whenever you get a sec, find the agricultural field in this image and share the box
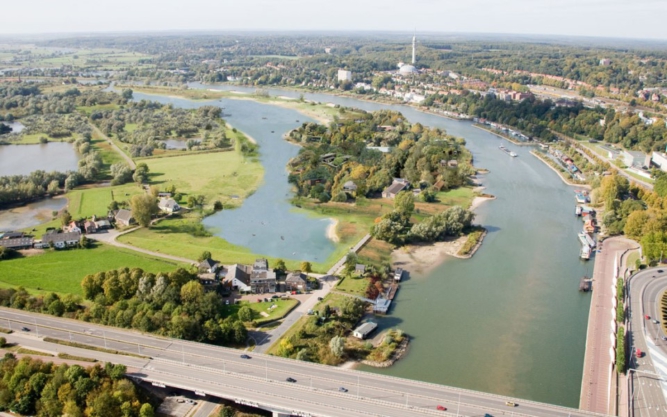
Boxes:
[67,183,143,219]
[0,244,185,295]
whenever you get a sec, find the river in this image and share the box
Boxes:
[152,84,591,407]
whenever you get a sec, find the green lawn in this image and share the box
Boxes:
[76,104,120,115]
[67,184,143,219]
[225,298,299,325]
[336,275,369,296]
[0,244,185,295]
[144,149,263,208]
[623,169,655,184]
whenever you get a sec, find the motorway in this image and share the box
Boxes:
[628,268,667,416]
[0,308,610,417]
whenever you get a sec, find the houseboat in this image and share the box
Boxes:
[580,245,591,260]
[394,268,403,282]
[575,206,583,216]
[499,145,518,157]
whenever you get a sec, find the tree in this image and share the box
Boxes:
[329,336,345,358]
[61,210,72,227]
[139,403,154,417]
[237,306,254,322]
[394,191,415,217]
[130,194,158,227]
[624,210,649,240]
[300,261,312,273]
[198,251,212,262]
[218,406,235,417]
[274,259,286,272]
[213,200,223,211]
[0,337,6,348]
[180,281,205,305]
[121,89,134,100]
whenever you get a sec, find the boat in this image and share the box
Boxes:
[584,232,596,248]
[579,276,591,291]
[499,145,517,157]
[580,245,591,260]
[509,151,518,157]
[575,206,582,216]
[578,233,589,247]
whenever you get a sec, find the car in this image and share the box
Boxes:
[437,405,447,411]
[225,300,230,305]
[484,414,494,417]
[646,315,651,320]
[257,298,262,303]
[662,336,667,341]
[264,298,270,302]
[505,401,517,407]
[317,297,323,301]
[186,399,196,405]
[176,399,185,403]
[286,377,297,383]
[240,354,251,359]
[272,295,279,299]
[654,319,660,324]
[21,327,29,331]
[659,270,664,273]
[339,387,348,392]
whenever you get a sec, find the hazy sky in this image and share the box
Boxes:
[2,0,667,40]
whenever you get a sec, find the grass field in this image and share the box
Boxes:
[0,244,185,295]
[144,149,263,207]
[223,298,299,325]
[336,275,369,297]
[67,184,143,219]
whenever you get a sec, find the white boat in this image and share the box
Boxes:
[580,245,591,260]
[575,206,583,216]
[509,151,518,157]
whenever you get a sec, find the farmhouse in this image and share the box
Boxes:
[115,209,135,227]
[0,237,34,250]
[381,179,410,199]
[222,264,253,293]
[285,272,308,292]
[158,198,181,214]
[41,231,81,249]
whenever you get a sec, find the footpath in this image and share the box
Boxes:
[580,237,638,414]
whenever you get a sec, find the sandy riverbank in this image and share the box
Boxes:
[391,192,494,274]
[327,218,340,243]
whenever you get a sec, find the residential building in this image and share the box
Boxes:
[353,321,378,339]
[373,297,392,314]
[652,151,667,172]
[158,198,181,214]
[115,209,135,227]
[65,221,82,234]
[599,59,611,66]
[83,220,97,234]
[355,264,366,275]
[337,70,352,82]
[285,272,308,292]
[197,273,219,291]
[622,151,650,169]
[41,231,81,249]
[381,179,410,199]
[199,258,220,274]
[343,181,358,193]
[250,261,277,293]
[0,237,34,250]
[0,232,24,240]
[95,220,111,230]
[222,264,253,293]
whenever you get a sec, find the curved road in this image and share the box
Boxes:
[628,268,667,416]
[0,307,609,417]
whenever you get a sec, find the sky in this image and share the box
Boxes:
[2,0,667,41]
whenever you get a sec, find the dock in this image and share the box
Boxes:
[386,283,399,300]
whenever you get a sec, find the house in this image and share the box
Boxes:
[222,264,253,293]
[320,153,336,163]
[158,198,181,214]
[622,151,650,169]
[343,181,358,193]
[355,264,366,275]
[0,237,34,250]
[337,69,352,82]
[0,232,24,240]
[353,321,378,339]
[285,271,308,292]
[115,209,135,227]
[199,258,220,274]
[95,220,111,230]
[197,273,219,291]
[84,220,97,234]
[41,231,81,249]
[381,180,409,199]
[652,151,667,172]
[251,265,277,293]
[66,221,81,234]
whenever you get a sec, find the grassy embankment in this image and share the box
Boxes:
[224,298,299,327]
[0,244,184,295]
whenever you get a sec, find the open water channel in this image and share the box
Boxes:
[138,85,589,407]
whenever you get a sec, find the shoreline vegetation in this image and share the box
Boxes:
[530,150,591,188]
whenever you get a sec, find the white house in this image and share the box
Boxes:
[353,322,378,339]
[222,264,253,293]
[158,198,181,213]
[337,70,352,82]
[41,231,81,249]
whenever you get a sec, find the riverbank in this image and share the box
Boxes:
[472,124,535,146]
[531,150,591,189]
[327,219,340,243]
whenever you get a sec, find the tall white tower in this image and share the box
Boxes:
[411,33,416,64]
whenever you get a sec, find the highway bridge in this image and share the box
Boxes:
[0,308,610,417]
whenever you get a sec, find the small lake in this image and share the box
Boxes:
[0,197,67,231]
[129,91,336,263]
[0,142,80,176]
[3,121,25,133]
[163,138,200,150]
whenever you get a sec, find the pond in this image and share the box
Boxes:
[162,138,200,150]
[0,142,80,176]
[3,121,25,133]
[0,197,67,231]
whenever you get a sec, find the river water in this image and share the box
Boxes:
[0,142,80,176]
[151,84,591,407]
[129,91,335,263]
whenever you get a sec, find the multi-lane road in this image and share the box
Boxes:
[0,307,610,417]
[628,268,667,416]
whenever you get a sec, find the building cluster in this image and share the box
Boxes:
[196,257,314,295]
[549,149,587,182]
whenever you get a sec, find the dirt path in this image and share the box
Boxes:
[91,124,136,169]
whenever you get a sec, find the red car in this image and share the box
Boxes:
[646,315,651,320]
[636,348,643,358]
[437,405,447,411]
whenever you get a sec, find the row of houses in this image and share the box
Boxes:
[197,258,313,294]
[0,230,82,250]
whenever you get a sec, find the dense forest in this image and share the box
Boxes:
[0,355,154,417]
[287,109,473,203]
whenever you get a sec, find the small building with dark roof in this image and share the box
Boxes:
[285,271,308,292]
[0,237,34,250]
[381,180,409,199]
